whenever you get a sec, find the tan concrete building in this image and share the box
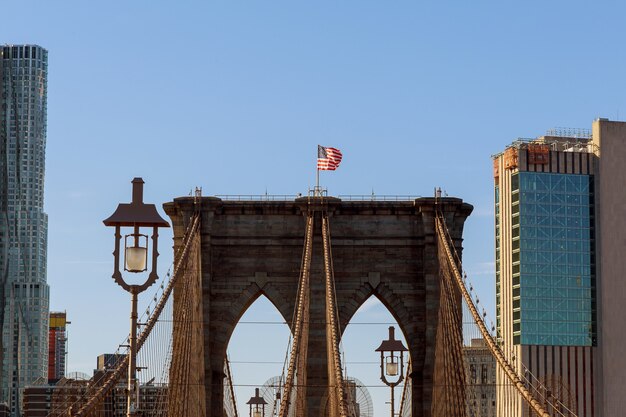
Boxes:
[493,118,626,417]
[22,376,167,417]
[23,378,91,417]
[464,338,496,417]
[591,119,626,417]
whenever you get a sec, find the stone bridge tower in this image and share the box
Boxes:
[164,195,473,417]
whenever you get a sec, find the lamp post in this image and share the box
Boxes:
[103,178,170,417]
[247,388,267,417]
[375,326,408,417]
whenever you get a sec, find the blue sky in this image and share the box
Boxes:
[3,1,626,415]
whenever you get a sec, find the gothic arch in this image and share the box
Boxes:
[215,280,295,367]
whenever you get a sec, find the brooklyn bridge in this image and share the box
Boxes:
[30,187,573,417]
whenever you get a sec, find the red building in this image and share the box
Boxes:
[48,312,68,383]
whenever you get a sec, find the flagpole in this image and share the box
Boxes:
[316,167,320,196]
[316,145,320,196]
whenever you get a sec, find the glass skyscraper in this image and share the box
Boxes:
[512,172,594,347]
[493,134,597,417]
[0,44,49,415]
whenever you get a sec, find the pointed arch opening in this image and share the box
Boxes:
[340,295,411,417]
[226,294,292,417]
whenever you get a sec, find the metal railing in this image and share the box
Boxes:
[338,195,421,201]
[216,194,300,201]
[492,135,599,159]
[546,127,592,139]
[214,194,423,201]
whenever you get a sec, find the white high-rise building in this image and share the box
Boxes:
[0,44,49,415]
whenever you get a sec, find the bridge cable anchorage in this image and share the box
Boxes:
[278,213,314,417]
[435,212,569,417]
[438,213,577,417]
[68,213,201,417]
[321,213,349,417]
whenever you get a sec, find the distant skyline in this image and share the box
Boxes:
[3,2,626,416]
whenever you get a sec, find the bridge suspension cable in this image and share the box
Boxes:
[224,355,239,417]
[398,359,412,417]
[56,213,201,417]
[278,208,349,417]
[321,213,349,417]
[435,244,467,416]
[278,213,314,417]
[47,199,581,417]
[438,210,578,417]
[436,211,563,417]
[168,216,204,417]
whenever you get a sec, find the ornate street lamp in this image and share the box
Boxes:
[247,388,267,417]
[375,326,408,417]
[103,178,169,417]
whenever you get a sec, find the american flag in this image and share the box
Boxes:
[317,145,343,170]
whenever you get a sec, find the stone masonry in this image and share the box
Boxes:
[163,196,473,417]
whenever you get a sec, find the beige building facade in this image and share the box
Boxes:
[591,119,626,417]
[464,338,496,417]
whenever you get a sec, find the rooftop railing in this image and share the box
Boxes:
[492,136,599,158]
